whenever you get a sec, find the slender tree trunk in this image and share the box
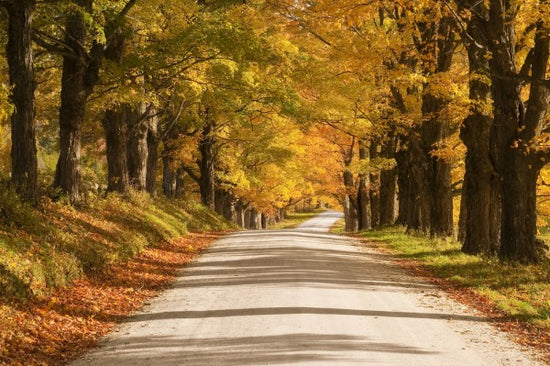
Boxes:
[369,143,380,228]
[395,147,409,226]
[406,134,429,232]
[127,104,149,191]
[379,138,397,225]
[146,109,159,195]
[162,153,177,198]
[102,108,129,193]
[357,142,371,230]
[4,0,38,201]
[215,189,225,216]
[175,167,185,198]
[343,170,358,232]
[236,200,246,228]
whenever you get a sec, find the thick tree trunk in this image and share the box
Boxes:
[5,0,38,200]
[487,10,550,262]
[54,0,101,203]
[127,104,149,191]
[421,93,453,237]
[499,157,540,262]
[199,121,216,209]
[406,135,429,233]
[102,108,129,193]
[460,42,501,254]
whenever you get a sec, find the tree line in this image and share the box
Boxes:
[1,0,549,263]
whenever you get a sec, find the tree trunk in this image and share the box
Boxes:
[4,0,38,201]
[343,170,358,232]
[162,153,177,198]
[421,89,453,237]
[369,143,380,228]
[146,109,159,195]
[236,200,246,228]
[460,39,501,254]
[175,167,185,198]
[54,0,101,203]
[379,138,397,225]
[223,193,236,223]
[499,155,540,262]
[199,121,216,208]
[127,104,149,191]
[406,134,429,233]
[487,8,550,262]
[357,143,371,230]
[215,189,225,216]
[102,108,129,194]
[395,147,410,226]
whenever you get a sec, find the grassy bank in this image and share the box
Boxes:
[0,189,234,301]
[362,227,550,332]
[0,189,235,365]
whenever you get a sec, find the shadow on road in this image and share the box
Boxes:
[88,333,439,365]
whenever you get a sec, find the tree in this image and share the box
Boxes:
[0,0,38,200]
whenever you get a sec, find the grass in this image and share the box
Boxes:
[361,226,550,330]
[0,188,235,301]
[269,208,326,229]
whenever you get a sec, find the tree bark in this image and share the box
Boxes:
[486,5,550,262]
[162,153,177,198]
[127,104,149,191]
[215,189,226,216]
[146,109,159,195]
[379,137,397,225]
[175,167,185,198]
[369,143,380,228]
[199,120,216,209]
[395,145,410,226]
[357,142,371,230]
[54,0,100,203]
[223,193,237,223]
[4,0,38,201]
[236,200,246,228]
[102,108,129,194]
[459,17,501,254]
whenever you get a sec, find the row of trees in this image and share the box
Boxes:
[0,1,341,229]
[1,0,549,263]
[277,0,550,263]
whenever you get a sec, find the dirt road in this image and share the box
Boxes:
[72,211,544,365]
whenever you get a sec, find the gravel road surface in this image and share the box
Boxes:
[72,211,544,365]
